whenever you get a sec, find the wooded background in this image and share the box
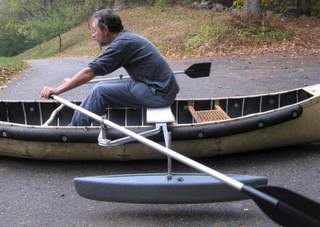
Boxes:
[0,0,319,57]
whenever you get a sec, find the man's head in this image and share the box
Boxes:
[90,9,124,47]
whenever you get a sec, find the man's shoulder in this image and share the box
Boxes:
[109,31,150,50]
[116,30,145,41]
[102,31,155,56]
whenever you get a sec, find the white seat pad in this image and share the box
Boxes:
[146,107,175,123]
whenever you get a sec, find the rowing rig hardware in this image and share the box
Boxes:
[42,104,65,126]
[49,67,320,225]
[98,106,176,179]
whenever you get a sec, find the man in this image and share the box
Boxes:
[41,9,179,126]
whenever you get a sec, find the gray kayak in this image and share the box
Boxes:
[74,173,268,204]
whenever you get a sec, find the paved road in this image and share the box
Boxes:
[1,55,320,99]
[0,55,320,226]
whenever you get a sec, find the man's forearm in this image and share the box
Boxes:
[55,67,95,94]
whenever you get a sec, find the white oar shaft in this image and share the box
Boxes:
[88,76,130,84]
[52,95,244,191]
[89,70,186,84]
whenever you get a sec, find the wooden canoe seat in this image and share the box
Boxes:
[188,101,230,123]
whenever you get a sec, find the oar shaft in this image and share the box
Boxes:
[52,95,244,191]
[89,70,186,84]
[88,76,129,84]
[174,70,184,74]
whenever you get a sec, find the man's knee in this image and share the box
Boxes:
[92,82,107,95]
[94,81,129,99]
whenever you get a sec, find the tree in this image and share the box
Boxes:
[243,0,262,18]
[0,0,85,56]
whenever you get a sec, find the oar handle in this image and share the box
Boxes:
[52,95,244,191]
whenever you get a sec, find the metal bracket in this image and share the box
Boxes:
[160,123,173,180]
[98,123,163,147]
[98,121,173,180]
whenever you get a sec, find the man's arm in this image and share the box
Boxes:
[41,67,95,99]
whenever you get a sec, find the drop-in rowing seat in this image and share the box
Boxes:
[97,106,175,147]
[146,106,175,178]
[146,106,175,124]
[74,106,268,204]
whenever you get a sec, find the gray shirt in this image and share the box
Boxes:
[88,31,179,95]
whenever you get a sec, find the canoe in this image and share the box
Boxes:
[1,83,320,160]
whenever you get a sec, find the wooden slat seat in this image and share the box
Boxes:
[188,101,230,123]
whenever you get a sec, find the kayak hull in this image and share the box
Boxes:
[74,173,268,203]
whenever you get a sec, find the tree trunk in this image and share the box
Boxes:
[296,0,302,15]
[243,0,262,18]
[306,0,312,16]
[58,34,62,52]
[42,0,53,8]
[113,0,129,10]
[299,0,312,16]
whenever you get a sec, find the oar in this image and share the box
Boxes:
[51,95,320,227]
[88,62,211,83]
[174,62,211,78]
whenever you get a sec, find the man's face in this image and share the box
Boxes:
[90,19,110,47]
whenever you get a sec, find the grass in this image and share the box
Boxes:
[20,6,209,58]
[20,5,320,60]
[0,57,28,87]
[20,22,98,58]
[1,5,318,90]
[1,4,318,82]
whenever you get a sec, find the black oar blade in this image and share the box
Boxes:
[185,62,211,78]
[259,186,320,226]
[242,185,320,227]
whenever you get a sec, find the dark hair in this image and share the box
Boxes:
[91,9,124,32]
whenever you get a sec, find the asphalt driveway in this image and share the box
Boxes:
[0,54,319,227]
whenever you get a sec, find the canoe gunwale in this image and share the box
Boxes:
[172,104,302,140]
[0,104,303,143]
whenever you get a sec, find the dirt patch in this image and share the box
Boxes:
[0,67,13,89]
[0,63,29,90]
[176,13,320,58]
